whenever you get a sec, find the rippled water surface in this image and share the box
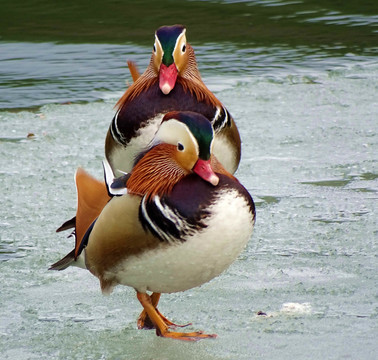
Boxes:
[1,1,377,359]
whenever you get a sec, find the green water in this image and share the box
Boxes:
[2,0,377,50]
[0,1,377,359]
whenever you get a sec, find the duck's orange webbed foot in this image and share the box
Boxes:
[155,328,217,342]
[136,292,217,341]
[137,292,192,329]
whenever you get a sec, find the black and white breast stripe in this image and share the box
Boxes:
[103,158,128,197]
[110,110,129,146]
[111,105,231,145]
[212,106,232,134]
[139,194,207,244]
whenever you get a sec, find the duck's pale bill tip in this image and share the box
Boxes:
[209,174,220,186]
[193,159,219,186]
[161,83,172,95]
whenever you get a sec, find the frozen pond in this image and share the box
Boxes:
[0,1,377,359]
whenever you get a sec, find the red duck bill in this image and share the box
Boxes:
[193,159,219,186]
[159,63,178,95]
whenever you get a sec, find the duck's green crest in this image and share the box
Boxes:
[156,25,186,66]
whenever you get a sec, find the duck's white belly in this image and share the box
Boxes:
[104,189,254,293]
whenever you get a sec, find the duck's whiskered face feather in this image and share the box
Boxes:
[154,114,218,182]
[127,112,220,198]
[154,119,219,186]
[126,144,189,199]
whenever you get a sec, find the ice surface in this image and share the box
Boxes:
[0,42,377,359]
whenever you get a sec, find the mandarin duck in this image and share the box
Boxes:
[106,24,241,176]
[51,111,255,341]
[56,24,241,234]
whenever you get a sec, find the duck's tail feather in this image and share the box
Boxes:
[56,216,76,233]
[49,249,76,271]
[49,249,87,271]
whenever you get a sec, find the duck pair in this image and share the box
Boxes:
[51,25,255,341]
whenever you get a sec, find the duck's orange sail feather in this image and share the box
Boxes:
[127,60,141,82]
[74,168,111,258]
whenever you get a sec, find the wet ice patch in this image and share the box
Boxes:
[280,302,312,315]
[256,302,312,318]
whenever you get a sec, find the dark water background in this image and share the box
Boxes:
[0,1,377,359]
[1,0,377,110]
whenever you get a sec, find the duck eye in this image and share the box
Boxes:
[182,44,186,53]
[177,143,184,151]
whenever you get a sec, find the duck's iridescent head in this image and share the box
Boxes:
[155,111,219,186]
[153,25,188,95]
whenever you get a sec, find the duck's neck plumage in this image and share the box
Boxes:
[126,144,189,200]
[115,44,222,110]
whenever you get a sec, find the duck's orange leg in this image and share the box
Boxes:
[137,292,191,329]
[136,292,217,341]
